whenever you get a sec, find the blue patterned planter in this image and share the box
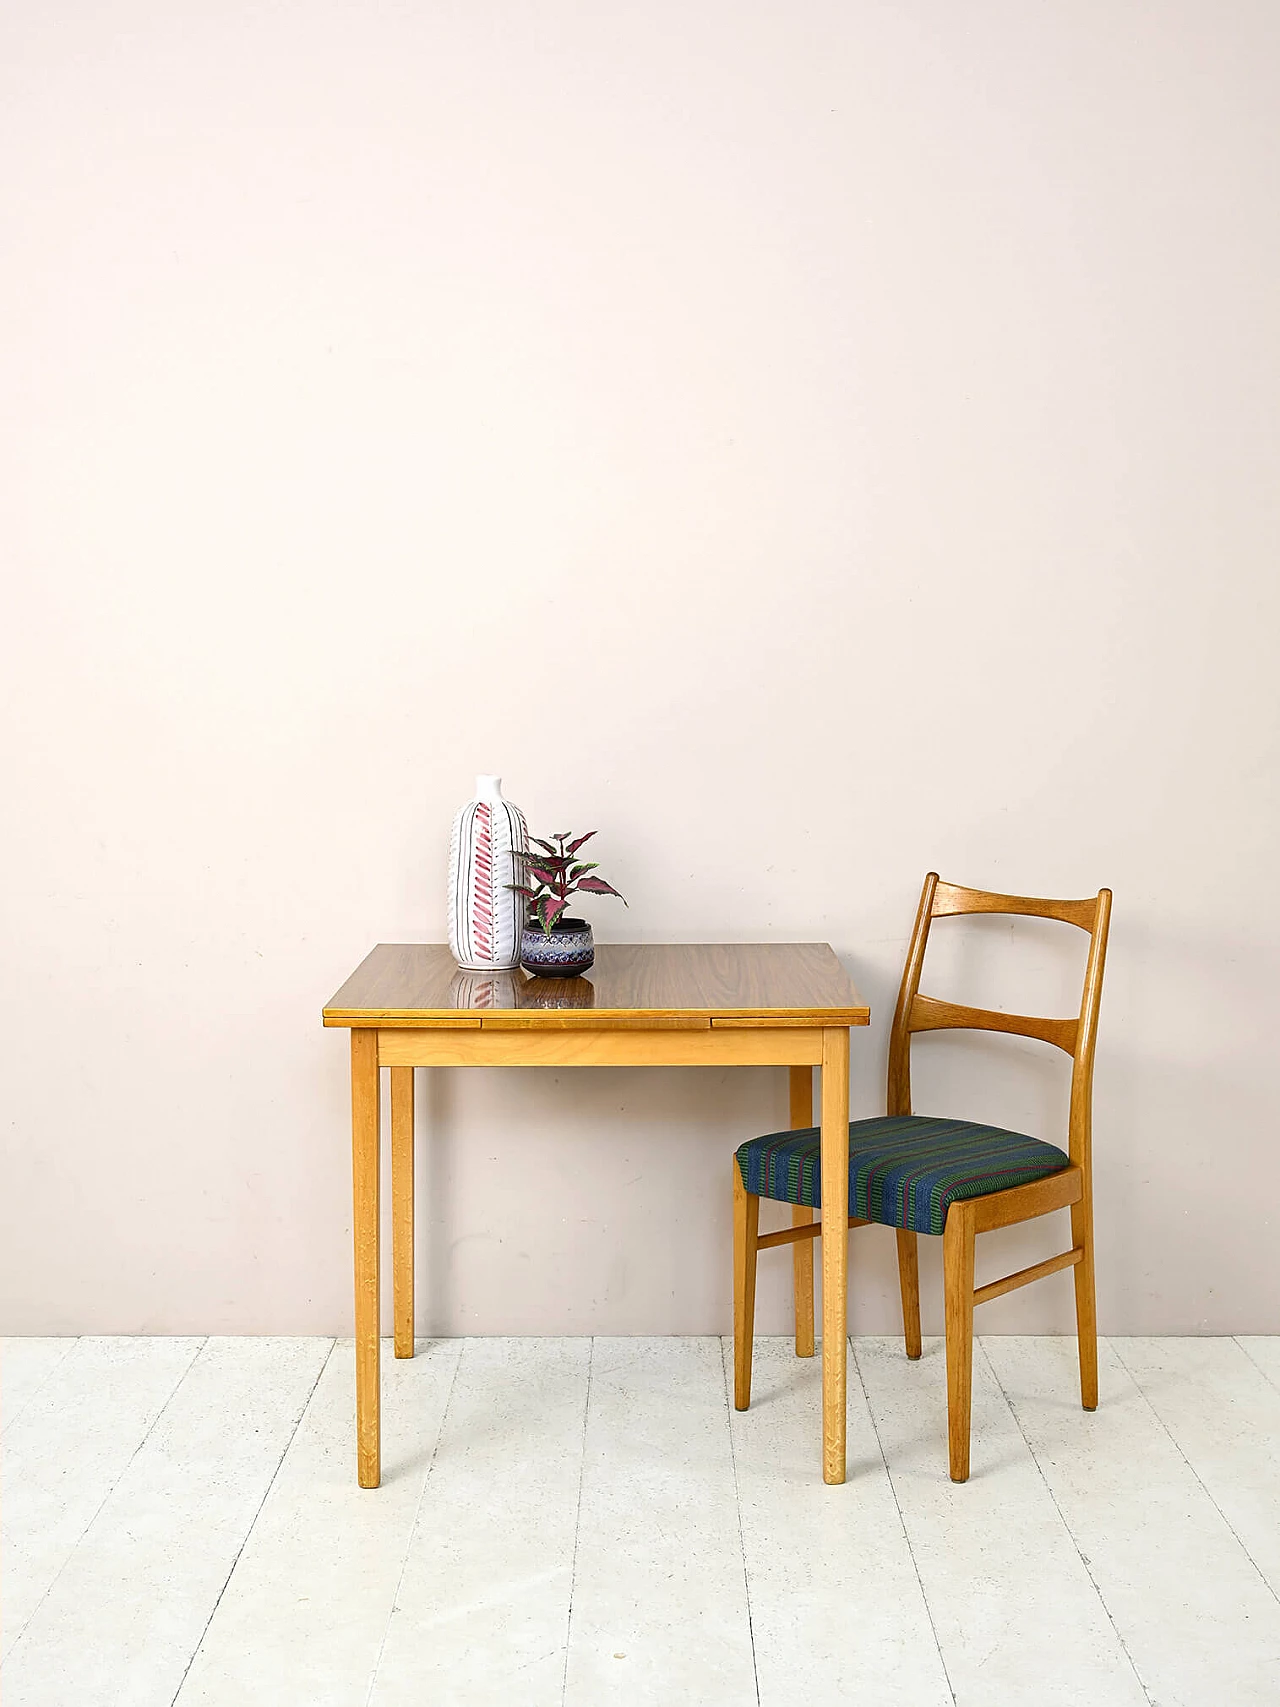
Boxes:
[519,918,595,978]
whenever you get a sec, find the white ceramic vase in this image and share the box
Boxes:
[447,775,529,971]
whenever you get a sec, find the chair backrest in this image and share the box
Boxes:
[886,875,1112,1172]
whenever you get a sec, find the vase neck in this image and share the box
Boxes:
[474,774,503,803]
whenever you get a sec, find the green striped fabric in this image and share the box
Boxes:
[735,1114,1072,1237]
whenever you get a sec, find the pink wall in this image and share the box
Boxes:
[3,1,1277,1333]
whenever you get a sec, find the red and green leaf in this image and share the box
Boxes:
[534,893,570,933]
[574,876,626,901]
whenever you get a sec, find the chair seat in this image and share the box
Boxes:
[735,1115,1073,1237]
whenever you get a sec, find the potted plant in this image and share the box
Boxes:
[508,831,626,977]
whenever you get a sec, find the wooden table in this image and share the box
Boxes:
[323,943,869,1487]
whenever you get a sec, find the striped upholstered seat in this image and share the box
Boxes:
[735,1115,1072,1238]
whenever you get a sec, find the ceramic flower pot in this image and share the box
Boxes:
[447,775,529,971]
[519,917,595,978]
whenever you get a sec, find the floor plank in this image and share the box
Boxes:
[0,1338,332,1707]
[370,1338,590,1706]
[172,1339,460,1707]
[7,1335,1279,1707]
[727,1336,951,1707]
[856,1335,1148,1707]
[0,1340,77,1436]
[1110,1338,1280,1601]
[987,1336,1280,1706]
[563,1337,756,1707]
[1237,1336,1280,1393]
[0,1336,202,1665]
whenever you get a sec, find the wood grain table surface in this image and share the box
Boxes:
[324,941,869,1028]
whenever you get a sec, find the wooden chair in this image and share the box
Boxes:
[732,874,1112,1481]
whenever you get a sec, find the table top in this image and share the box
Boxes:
[323,943,869,1030]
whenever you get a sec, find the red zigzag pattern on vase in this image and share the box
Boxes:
[471,803,493,959]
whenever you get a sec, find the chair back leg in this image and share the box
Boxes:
[1070,1195,1099,1410]
[894,1229,928,1358]
[792,1207,816,1356]
[943,1201,977,1482]
[896,1229,922,1360]
[732,1163,761,1410]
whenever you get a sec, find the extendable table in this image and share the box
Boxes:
[323,943,869,1486]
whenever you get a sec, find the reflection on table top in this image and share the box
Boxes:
[323,942,869,1030]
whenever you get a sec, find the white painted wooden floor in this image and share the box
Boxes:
[3,1336,1279,1706]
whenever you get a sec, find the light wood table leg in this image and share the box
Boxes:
[391,1066,415,1359]
[789,1065,815,1358]
[351,1029,381,1488]
[819,1027,849,1484]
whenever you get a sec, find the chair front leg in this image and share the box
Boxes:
[732,1163,760,1410]
[789,1066,815,1357]
[1071,1193,1098,1410]
[943,1202,976,1482]
[896,1229,922,1360]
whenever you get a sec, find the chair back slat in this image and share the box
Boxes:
[887,875,1112,1172]
[931,880,1098,932]
[908,993,1079,1056]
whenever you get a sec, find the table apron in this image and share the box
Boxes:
[375,1026,827,1068]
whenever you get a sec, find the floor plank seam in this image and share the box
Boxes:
[719,1337,763,1707]
[1234,1336,1280,1396]
[558,1335,594,1707]
[0,1337,80,1442]
[1111,1339,1280,1612]
[850,1337,959,1707]
[5,1335,209,1668]
[167,1336,337,1707]
[364,1337,466,1707]
[980,1337,1155,1706]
